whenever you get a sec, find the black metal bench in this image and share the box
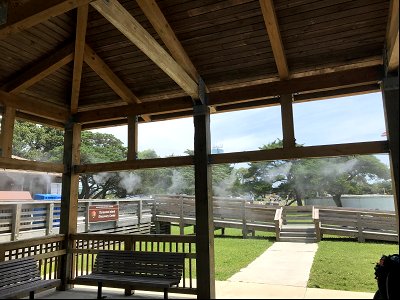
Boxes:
[0,257,60,299]
[75,250,185,299]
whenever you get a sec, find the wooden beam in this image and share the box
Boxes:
[280,94,295,149]
[0,106,15,158]
[0,90,69,122]
[381,76,399,239]
[211,141,389,165]
[0,156,64,173]
[135,0,199,83]
[59,122,81,289]
[71,4,89,114]
[259,0,289,79]
[209,66,382,105]
[1,42,74,94]
[0,0,94,39]
[193,104,215,299]
[91,0,198,99]
[76,96,192,124]
[386,0,399,72]
[15,112,65,129]
[83,44,151,122]
[76,66,382,124]
[127,115,138,160]
[75,156,193,174]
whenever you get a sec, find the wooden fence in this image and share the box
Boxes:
[0,199,153,242]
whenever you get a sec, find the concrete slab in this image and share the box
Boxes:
[304,288,374,299]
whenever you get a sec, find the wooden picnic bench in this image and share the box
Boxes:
[75,250,185,299]
[0,257,60,299]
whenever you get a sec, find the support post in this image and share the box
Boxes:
[11,204,21,241]
[58,121,81,290]
[193,102,215,299]
[46,202,54,235]
[280,94,296,149]
[127,115,138,160]
[381,76,399,242]
[0,106,16,157]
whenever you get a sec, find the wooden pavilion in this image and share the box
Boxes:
[0,0,398,298]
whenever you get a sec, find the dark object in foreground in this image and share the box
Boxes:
[373,254,399,299]
[75,250,185,299]
[0,257,60,299]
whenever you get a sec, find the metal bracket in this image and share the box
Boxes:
[0,0,8,26]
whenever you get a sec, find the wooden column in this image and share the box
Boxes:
[127,115,138,160]
[58,121,81,290]
[0,106,16,157]
[381,76,399,241]
[193,103,215,299]
[280,94,296,148]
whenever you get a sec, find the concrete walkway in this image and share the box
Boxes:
[35,241,375,299]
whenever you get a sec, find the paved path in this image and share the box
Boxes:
[228,242,318,287]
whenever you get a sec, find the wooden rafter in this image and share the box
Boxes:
[91,0,198,99]
[71,4,89,114]
[259,0,289,79]
[386,0,399,72]
[136,0,199,83]
[0,0,94,39]
[1,42,74,94]
[83,44,151,122]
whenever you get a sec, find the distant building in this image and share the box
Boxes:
[211,145,224,154]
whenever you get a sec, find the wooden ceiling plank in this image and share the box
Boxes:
[2,42,74,94]
[0,0,94,39]
[71,4,89,114]
[259,0,289,79]
[386,0,399,72]
[83,43,151,122]
[91,0,199,99]
[136,0,200,83]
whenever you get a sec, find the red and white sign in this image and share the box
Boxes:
[88,205,119,223]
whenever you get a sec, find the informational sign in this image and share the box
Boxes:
[88,205,119,223]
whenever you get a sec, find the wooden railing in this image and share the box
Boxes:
[0,199,154,242]
[312,207,398,242]
[69,233,197,294]
[0,234,66,280]
[154,195,278,238]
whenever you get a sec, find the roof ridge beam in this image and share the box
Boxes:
[0,0,94,39]
[83,44,151,122]
[259,0,289,79]
[91,0,198,99]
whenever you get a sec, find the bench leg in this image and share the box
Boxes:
[124,288,134,296]
[29,291,34,300]
[164,288,168,300]
[97,282,103,299]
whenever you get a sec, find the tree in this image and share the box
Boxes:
[319,155,391,207]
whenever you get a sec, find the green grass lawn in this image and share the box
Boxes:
[171,225,275,280]
[308,236,398,292]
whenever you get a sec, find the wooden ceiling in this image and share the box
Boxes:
[0,0,398,128]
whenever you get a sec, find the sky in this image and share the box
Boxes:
[91,92,390,167]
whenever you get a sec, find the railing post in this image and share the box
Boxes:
[46,202,54,235]
[138,199,143,227]
[11,203,22,241]
[180,196,184,235]
[357,212,365,242]
[85,202,91,232]
[242,200,247,239]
